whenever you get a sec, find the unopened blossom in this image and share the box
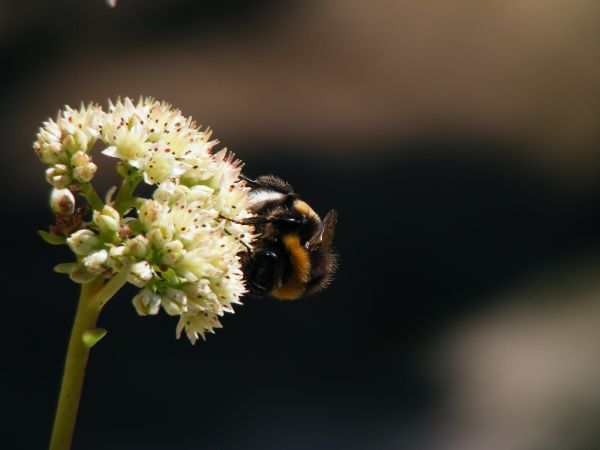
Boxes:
[83,250,109,274]
[36,97,255,344]
[161,288,188,316]
[125,235,149,259]
[128,261,154,288]
[71,151,97,183]
[67,230,102,256]
[34,104,101,187]
[46,165,71,189]
[50,188,75,215]
[107,245,126,272]
[132,288,161,316]
[93,205,120,234]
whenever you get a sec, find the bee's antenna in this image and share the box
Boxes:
[219,213,264,226]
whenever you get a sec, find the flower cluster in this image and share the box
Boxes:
[35,98,254,343]
[34,104,101,189]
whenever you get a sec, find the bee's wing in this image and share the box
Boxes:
[306,209,338,250]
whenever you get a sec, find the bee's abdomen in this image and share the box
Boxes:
[271,233,311,300]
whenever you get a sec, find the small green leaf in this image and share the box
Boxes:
[69,265,98,284]
[54,263,77,274]
[127,218,143,234]
[38,230,66,245]
[161,268,180,285]
[82,328,107,348]
[133,198,146,210]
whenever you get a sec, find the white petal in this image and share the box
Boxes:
[102,146,118,157]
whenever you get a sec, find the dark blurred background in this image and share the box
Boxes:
[3,1,600,449]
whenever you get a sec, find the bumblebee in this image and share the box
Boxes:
[239,174,338,300]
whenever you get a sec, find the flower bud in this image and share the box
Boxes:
[35,139,65,165]
[69,263,98,283]
[147,227,172,249]
[182,280,213,305]
[152,181,176,204]
[73,161,98,182]
[125,235,149,259]
[93,205,120,234]
[162,288,188,316]
[128,261,153,287]
[139,200,164,230]
[50,188,75,215]
[161,240,185,267]
[132,288,161,316]
[71,151,97,182]
[46,164,72,189]
[62,131,90,155]
[67,229,101,256]
[106,245,126,271]
[83,249,108,274]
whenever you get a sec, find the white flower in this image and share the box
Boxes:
[124,235,149,259]
[176,311,223,344]
[46,165,71,189]
[37,97,257,344]
[106,245,126,271]
[162,288,188,316]
[102,124,148,166]
[132,288,161,316]
[71,151,97,183]
[161,240,185,267]
[99,97,216,186]
[129,166,253,342]
[83,250,108,274]
[93,205,120,234]
[34,103,101,174]
[128,261,154,288]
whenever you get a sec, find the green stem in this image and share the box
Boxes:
[113,175,141,214]
[79,183,104,211]
[90,267,132,306]
[49,267,131,450]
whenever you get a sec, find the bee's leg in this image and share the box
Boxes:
[223,228,253,254]
[244,248,280,297]
[220,214,306,227]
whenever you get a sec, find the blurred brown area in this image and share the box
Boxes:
[4,0,600,202]
[3,1,600,450]
[434,263,600,450]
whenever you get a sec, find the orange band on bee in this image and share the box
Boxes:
[293,200,319,220]
[272,234,311,300]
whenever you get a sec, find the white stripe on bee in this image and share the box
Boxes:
[248,190,287,207]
